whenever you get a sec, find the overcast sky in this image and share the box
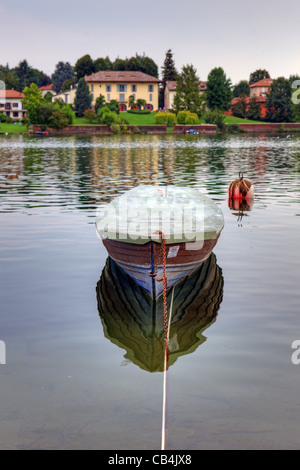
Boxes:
[1,0,300,85]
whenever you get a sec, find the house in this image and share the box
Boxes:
[250,78,273,99]
[0,90,26,120]
[39,84,55,98]
[228,78,274,119]
[52,85,77,105]
[164,80,207,110]
[85,71,160,111]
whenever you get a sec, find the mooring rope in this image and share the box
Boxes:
[155,231,175,451]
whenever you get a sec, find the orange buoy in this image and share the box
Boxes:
[228,172,254,202]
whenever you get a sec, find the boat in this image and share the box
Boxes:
[96,185,224,298]
[96,254,223,372]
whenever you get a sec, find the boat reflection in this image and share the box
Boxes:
[96,253,223,372]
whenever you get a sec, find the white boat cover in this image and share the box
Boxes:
[96,185,224,245]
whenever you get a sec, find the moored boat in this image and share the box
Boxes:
[96,185,224,298]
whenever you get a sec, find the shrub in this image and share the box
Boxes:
[204,109,226,130]
[0,113,6,122]
[155,111,176,126]
[84,108,98,123]
[48,110,70,129]
[185,112,199,125]
[177,110,190,124]
[225,123,240,134]
[127,109,151,114]
[97,106,128,126]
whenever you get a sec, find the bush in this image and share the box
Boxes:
[127,109,151,114]
[48,111,70,129]
[97,106,128,126]
[177,110,190,124]
[84,108,98,123]
[185,112,199,125]
[0,113,6,122]
[204,110,226,130]
[225,123,241,134]
[155,111,176,126]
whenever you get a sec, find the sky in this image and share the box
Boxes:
[1,0,300,85]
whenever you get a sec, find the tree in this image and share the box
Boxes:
[0,65,19,90]
[94,56,112,72]
[173,64,205,116]
[128,95,136,109]
[113,58,127,71]
[246,96,261,121]
[22,83,44,124]
[231,95,248,118]
[75,54,95,80]
[265,77,292,122]
[233,80,250,97]
[161,49,178,83]
[51,62,75,93]
[249,69,270,85]
[206,67,233,111]
[74,78,92,116]
[95,94,106,113]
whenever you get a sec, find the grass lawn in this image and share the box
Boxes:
[223,115,262,124]
[0,122,28,133]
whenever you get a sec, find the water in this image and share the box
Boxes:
[0,133,299,450]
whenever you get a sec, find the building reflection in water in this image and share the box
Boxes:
[96,253,223,373]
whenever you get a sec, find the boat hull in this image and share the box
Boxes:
[101,236,220,297]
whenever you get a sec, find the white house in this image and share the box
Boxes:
[0,90,26,120]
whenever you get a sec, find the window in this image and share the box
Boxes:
[149,94,153,101]
[13,112,18,117]
[91,84,94,92]
[106,85,111,92]
[148,85,154,92]
[13,102,18,108]
[0,102,4,108]
[91,94,94,101]
[117,84,127,92]
[107,93,110,101]
[131,84,137,92]
[119,93,125,101]
[64,94,68,104]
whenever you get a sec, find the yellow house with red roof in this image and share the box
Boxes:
[85,71,160,111]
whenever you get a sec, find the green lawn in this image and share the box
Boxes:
[0,122,28,133]
[223,115,262,124]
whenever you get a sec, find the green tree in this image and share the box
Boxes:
[249,69,270,85]
[74,78,92,116]
[22,83,44,124]
[113,58,127,71]
[233,80,250,97]
[94,56,112,71]
[265,77,292,122]
[161,49,177,83]
[95,94,106,113]
[206,67,233,111]
[0,65,20,90]
[246,96,261,121]
[52,61,75,93]
[173,64,205,116]
[128,95,136,109]
[231,94,248,118]
[75,54,95,80]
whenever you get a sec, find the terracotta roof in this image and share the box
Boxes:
[85,71,160,83]
[39,84,53,90]
[165,80,207,91]
[250,78,273,88]
[0,90,24,99]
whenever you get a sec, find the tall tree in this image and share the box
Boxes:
[22,83,44,124]
[173,64,205,116]
[233,80,250,97]
[206,67,233,111]
[249,69,270,85]
[51,62,75,93]
[265,77,292,122]
[74,78,92,116]
[161,49,177,83]
[75,54,95,80]
[94,56,112,72]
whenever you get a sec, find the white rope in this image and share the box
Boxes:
[161,286,175,451]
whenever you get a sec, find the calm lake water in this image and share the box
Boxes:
[0,133,299,450]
